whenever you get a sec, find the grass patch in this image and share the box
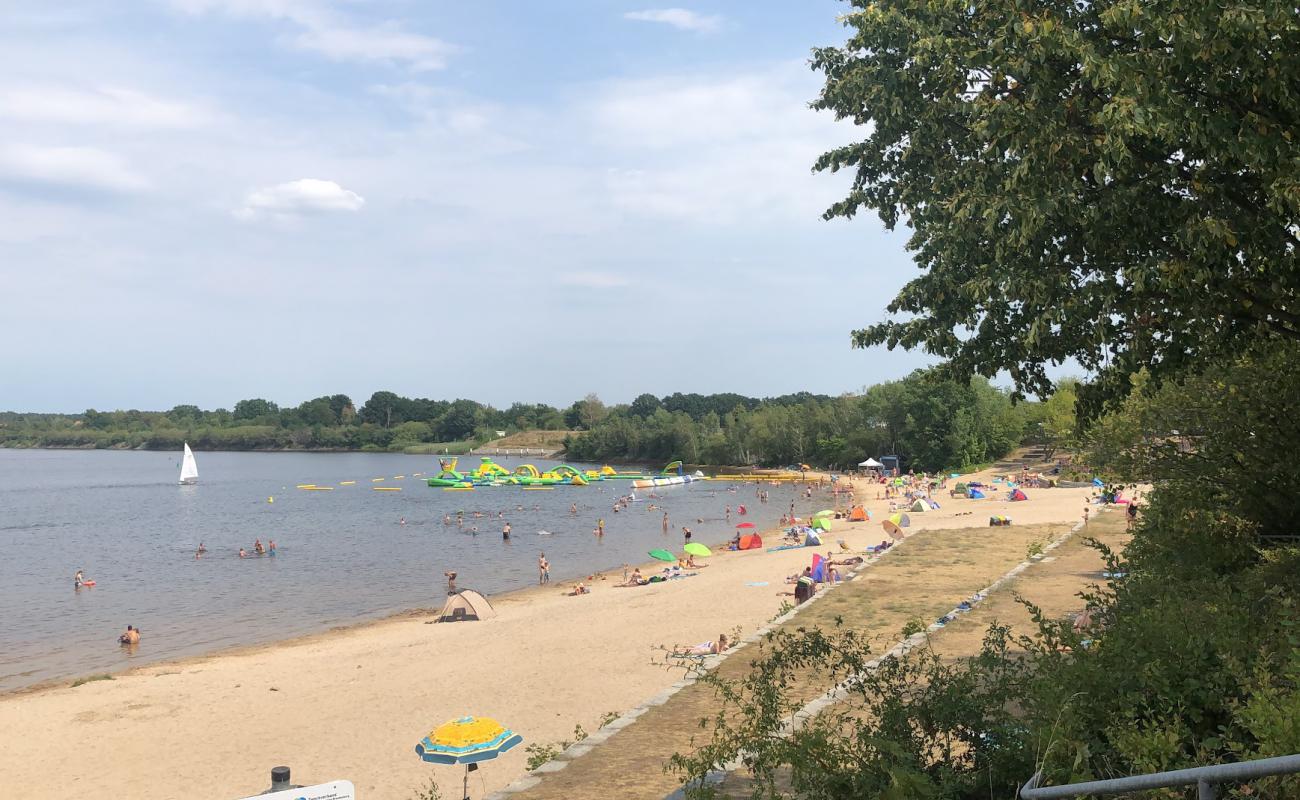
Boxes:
[401,441,476,455]
[71,674,114,687]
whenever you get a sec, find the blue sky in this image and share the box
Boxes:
[0,1,937,412]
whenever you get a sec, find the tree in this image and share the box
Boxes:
[629,393,662,419]
[436,399,482,441]
[167,404,202,424]
[359,391,404,428]
[232,398,278,421]
[813,0,1300,405]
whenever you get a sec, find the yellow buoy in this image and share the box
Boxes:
[371,478,385,482]
[373,486,402,492]
[268,496,274,503]
[296,484,316,489]
[340,480,356,486]
[394,475,405,480]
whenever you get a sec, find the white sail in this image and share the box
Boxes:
[179,442,199,485]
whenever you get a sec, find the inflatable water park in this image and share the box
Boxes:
[424,458,707,489]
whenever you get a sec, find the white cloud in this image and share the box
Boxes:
[235,178,365,220]
[0,144,148,193]
[589,66,848,224]
[558,271,631,289]
[624,8,723,33]
[165,0,455,70]
[291,22,453,70]
[0,84,206,128]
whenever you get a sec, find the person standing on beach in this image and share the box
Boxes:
[445,570,458,594]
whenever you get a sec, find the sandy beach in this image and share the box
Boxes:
[0,469,1096,799]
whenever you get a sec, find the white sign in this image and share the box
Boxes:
[238,779,355,800]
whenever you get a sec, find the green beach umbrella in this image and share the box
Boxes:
[648,548,677,563]
[684,542,711,557]
[813,509,835,519]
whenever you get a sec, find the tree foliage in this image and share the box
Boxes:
[813,0,1300,405]
[567,370,1030,471]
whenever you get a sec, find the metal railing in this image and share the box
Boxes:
[1020,753,1300,799]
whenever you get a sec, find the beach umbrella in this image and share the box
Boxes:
[649,548,677,563]
[735,522,755,529]
[882,519,902,537]
[811,517,832,532]
[417,716,523,800]
[684,542,711,557]
[813,509,835,519]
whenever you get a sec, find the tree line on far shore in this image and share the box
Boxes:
[0,371,1076,473]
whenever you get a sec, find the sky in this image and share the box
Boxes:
[0,1,936,413]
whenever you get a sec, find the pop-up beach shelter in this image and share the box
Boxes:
[437,590,496,623]
[910,499,929,513]
[969,488,986,499]
[848,506,868,521]
[737,533,763,550]
[1010,489,1028,501]
[811,516,833,532]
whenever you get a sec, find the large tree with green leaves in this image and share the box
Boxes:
[813,0,1300,404]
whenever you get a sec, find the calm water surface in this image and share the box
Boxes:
[0,449,805,691]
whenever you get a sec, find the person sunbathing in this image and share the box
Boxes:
[672,634,728,656]
[619,568,646,587]
[565,582,590,596]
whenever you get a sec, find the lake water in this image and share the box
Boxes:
[0,449,806,692]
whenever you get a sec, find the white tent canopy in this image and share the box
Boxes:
[859,458,884,468]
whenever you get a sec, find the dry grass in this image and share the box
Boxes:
[512,520,1086,800]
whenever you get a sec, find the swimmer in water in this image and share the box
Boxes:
[74,570,84,588]
[239,548,248,558]
[268,539,276,555]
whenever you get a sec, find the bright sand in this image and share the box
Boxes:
[0,472,1097,799]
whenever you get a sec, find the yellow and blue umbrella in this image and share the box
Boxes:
[415,716,523,765]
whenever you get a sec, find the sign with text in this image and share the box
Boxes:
[237,779,355,800]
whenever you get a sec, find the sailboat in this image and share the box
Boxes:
[179,442,199,485]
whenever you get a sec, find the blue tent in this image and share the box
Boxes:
[1092,477,1104,487]
[969,489,986,499]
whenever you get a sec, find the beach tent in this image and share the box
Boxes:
[1010,489,1028,502]
[737,533,763,550]
[1092,477,1105,487]
[954,482,969,496]
[969,489,986,499]
[811,517,833,532]
[437,590,496,623]
[811,553,826,582]
[910,499,929,513]
[848,506,868,522]
[804,530,823,546]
